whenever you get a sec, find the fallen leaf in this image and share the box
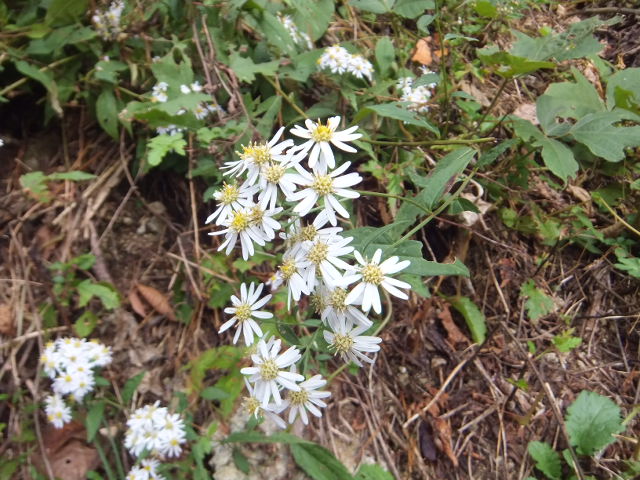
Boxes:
[412,37,433,65]
[32,421,100,480]
[0,304,13,336]
[135,283,177,321]
[438,305,469,347]
[418,420,437,461]
[512,102,538,124]
[128,289,148,318]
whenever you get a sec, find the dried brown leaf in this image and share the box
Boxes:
[135,283,177,321]
[128,289,148,318]
[0,304,13,336]
[411,38,433,65]
[438,306,469,347]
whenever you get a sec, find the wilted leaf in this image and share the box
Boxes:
[0,304,13,336]
[135,284,177,321]
[412,37,433,65]
[128,289,148,318]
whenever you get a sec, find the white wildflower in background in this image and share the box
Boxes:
[289,161,362,225]
[40,337,112,428]
[298,233,354,287]
[320,282,372,328]
[150,82,169,103]
[318,45,374,81]
[155,125,184,136]
[344,249,411,314]
[240,338,304,406]
[290,116,362,171]
[278,14,313,50]
[219,282,272,346]
[124,402,186,459]
[92,0,125,41]
[242,379,288,429]
[126,458,166,480]
[397,74,436,114]
[324,316,382,367]
[285,369,331,425]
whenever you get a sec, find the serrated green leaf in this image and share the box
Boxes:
[606,68,640,113]
[569,111,640,162]
[96,89,119,139]
[355,464,394,480]
[76,280,120,310]
[147,133,186,167]
[86,400,105,442]
[363,102,439,133]
[553,329,582,353]
[477,47,555,78]
[73,311,98,337]
[394,0,432,18]
[613,248,640,279]
[565,390,623,456]
[122,372,145,405]
[228,52,279,83]
[528,441,562,480]
[375,37,394,77]
[449,296,486,344]
[291,443,354,480]
[19,171,51,202]
[520,280,554,321]
[94,60,128,84]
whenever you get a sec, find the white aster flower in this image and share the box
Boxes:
[286,369,331,425]
[343,249,411,314]
[240,338,304,406]
[318,45,351,75]
[247,202,282,240]
[180,84,191,94]
[289,161,362,226]
[321,283,372,328]
[256,152,302,209]
[219,282,272,346]
[40,341,60,378]
[347,55,374,81]
[298,233,354,288]
[205,182,258,226]
[190,81,203,92]
[210,207,271,260]
[323,316,382,367]
[45,394,72,428]
[150,82,168,103]
[242,379,288,429]
[290,116,362,172]
[155,125,183,136]
[223,127,293,183]
[275,249,310,306]
[125,403,186,459]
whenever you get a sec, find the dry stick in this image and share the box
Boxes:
[187,133,203,283]
[502,326,585,480]
[580,7,640,16]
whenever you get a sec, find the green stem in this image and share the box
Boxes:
[364,138,494,146]
[356,190,432,216]
[263,75,308,120]
[0,55,79,98]
[473,77,509,134]
[103,418,126,478]
[435,0,450,136]
[95,438,118,480]
[391,167,479,248]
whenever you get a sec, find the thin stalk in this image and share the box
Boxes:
[263,75,308,120]
[434,0,450,136]
[473,77,509,134]
[95,438,118,480]
[364,137,494,146]
[103,417,126,478]
[392,167,479,248]
[356,190,432,216]
[597,196,640,239]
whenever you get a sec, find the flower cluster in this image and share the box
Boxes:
[92,0,125,41]
[396,74,437,113]
[278,14,313,50]
[126,458,165,480]
[318,45,374,81]
[208,116,413,428]
[40,337,112,428]
[148,81,221,135]
[124,402,187,478]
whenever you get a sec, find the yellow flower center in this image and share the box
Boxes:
[289,389,309,405]
[329,288,348,312]
[312,124,333,142]
[230,211,250,232]
[307,241,328,266]
[361,264,384,285]
[250,205,264,225]
[332,333,354,354]
[264,163,286,183]
[300,225,317,241]
[309,293,326,315]
[311,174,334,195]
[279,258,298,280]
[219,183,240,205]
[234,303,252,321]
[245,396,261,416]
[260,359,279,381]
[239,143,271,165]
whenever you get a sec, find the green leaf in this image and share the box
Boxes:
[291,0,334,41]
[362,102,439,133]
[520,280,554,321]
[394,147,475,230]
[96,89,120,139]
[477,47,555,78]
[449,296,486,344]
[565,390,623,456]
[228,52,279,83]
[200,386,231,401]
[19,171,51,203]
[475,0,497,19]
[375,37,395,77]
[533,136,578,183]
[395,0,432,19]
[14,60,62,116]
[147,133,186,167]
[349,0,394,14]
[528,441,562,480]
[606,68,640,113]
[94,60,128,84]
[255,96,282,139]
[86,400,105,442]
[76,280,121,310]
[48,171,96,181]
[225,431,309,444]
[569,111,640,162]
[290,443,354,480]
[121,372,145,405]
[73,311,98,337]
[355,464,394,480]
[417,14,435,32]
[256,11,296,55]
[553,329,582,353]
[45,0,88,26]
[233,448,250,474]
[613,248,640,279]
